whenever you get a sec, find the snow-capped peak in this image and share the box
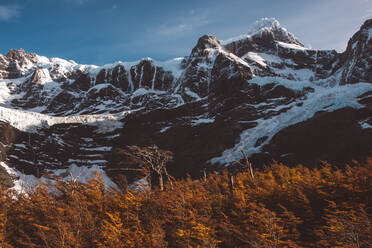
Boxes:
[248,17,282,35]
[221,18,303,46]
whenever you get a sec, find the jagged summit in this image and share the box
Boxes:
[221,18,303,46]
[4,48,33,59]
[191,35,221,52]
[250,18,282,33]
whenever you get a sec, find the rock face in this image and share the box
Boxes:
[210,53,253,96]
[0,121,17,162]
[129,59,175,91]
[0,18,371,187]
[336,19,372,84]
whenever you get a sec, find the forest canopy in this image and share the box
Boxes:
[0,158,371,247]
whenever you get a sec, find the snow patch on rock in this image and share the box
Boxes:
[0,162,116,192]
[277,41,308,50]
[359,118,372,129]
[243,52,267,67]
[191,118,215,126]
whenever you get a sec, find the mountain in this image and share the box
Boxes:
[0,18,371,189]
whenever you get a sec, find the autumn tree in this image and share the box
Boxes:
[317,202,372,248]
[0,189,12,248]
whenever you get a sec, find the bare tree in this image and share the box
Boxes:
[119,145,173,191]
[229,150,255,194]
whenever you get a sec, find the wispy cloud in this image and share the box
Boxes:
[73,0,89,5]
[0,5,20,21]
[363,8,372,19]
[361,0,372,19]
[155,11,213,37]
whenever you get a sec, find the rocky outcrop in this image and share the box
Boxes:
[30,68,46,84]
[175,35,221,99]
[176,34,254,99]
[0,49,38,79]
[95,66,129,89]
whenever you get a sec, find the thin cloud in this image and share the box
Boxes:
[157,23,194,36]
[363,8,372,19]
[155,11,213,37]
[361,0,372,19]
[73,0,89,5]
[0,5,20,21]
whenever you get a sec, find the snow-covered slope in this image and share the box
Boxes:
[0,18,371,189]
[211,81,372,164]
[0,105,128,132]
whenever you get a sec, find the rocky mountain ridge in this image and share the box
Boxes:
[0,18,371,189]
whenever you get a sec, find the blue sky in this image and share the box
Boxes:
[0,0,371,65]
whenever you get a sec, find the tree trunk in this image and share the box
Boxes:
[229,174,234,196]
[159,174,164,191]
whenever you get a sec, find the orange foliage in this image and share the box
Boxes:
[0,159,370,247]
